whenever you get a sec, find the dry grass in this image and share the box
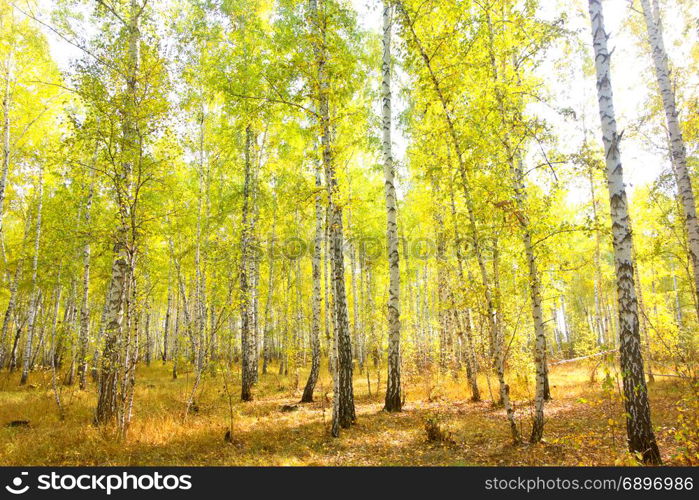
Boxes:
[0,360,693,466]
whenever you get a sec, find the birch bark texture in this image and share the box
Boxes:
[77,173,94,390]
[0,46,12,267]
[301,159,323,403]
[96,0,141,426]
[510,157,547,443]
[639,0,699,320]
[381,0,402,413]
[587,0,661,464]
[20,166,43,386]
[240,125,256,402]
[308,0,355,436]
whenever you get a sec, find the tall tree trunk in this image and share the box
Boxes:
[293,241,302,391]
[587,0,661,464]
[589,168,607,346]
[162,275,172,362]
[0,263,21,368]
[172,289,180,379]
[447,173,480,400]
[240,125,255,402]
[382,0,402,412]
[301,159,322,402]
[262,228,275,375]
[323,206,333,372]
[0,46,13,270]
[640,0,699,321]
[488,24,550,425]
[510,157,547,443]
[78,167,96,390]
[193,111,208,383]
[20,166,43,386]
[309,0,355,436]
[95,0,141,427]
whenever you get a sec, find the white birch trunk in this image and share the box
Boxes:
[587,0,660,464]
[309,0,355,436]
[640,0,699,320]
[20,166,43,385]
[0,48,12,270]
[96,0,141,426]
[78,157,97,390]
[381,1,402,412]
[301,160,322,402]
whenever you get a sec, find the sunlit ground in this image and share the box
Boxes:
[0,360,694,466]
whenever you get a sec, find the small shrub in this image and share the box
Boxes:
[424,414,454,444]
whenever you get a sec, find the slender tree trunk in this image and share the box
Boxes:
[193,112,208,386]
[172,289,180,379]
[96,0,141,427]
[382,1,402,412]
[162,276,172,362]
[309,0,355,436]
[510,158,547,443]
[488,30,550,426]
[397,0,519,442]
[292,243,302,391]
[0,47,13,270]
[640,0,699,321]
[0,263,20,368]
[587,0,661,464]
[262,200,277,375]
[447,174,480,400]
[301,159,323,402]
[589,168,607,347]
[240,125,255,402]
[78,169,95,390]
[20,167,44,386]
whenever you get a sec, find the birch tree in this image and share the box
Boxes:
[587,0,661,464]
[301,155,323,402]
[381,0,401,413]
[19,165,43,386]
[638,0,699,321]
[308,0,355,436]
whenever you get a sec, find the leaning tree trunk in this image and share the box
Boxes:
[487,15,548,439]
[301,159,323,403]
[20,167,44,386]
[448,176,480,401]
[381,0,402,413]
[640,0,699,321]
[397,0,519,442]
[587,0,661,465]
[0,263,20,368]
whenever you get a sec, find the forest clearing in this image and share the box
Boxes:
[0,0,698,468]
[0,361,693,466]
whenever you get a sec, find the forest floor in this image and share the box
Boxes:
[0,359,695,466]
